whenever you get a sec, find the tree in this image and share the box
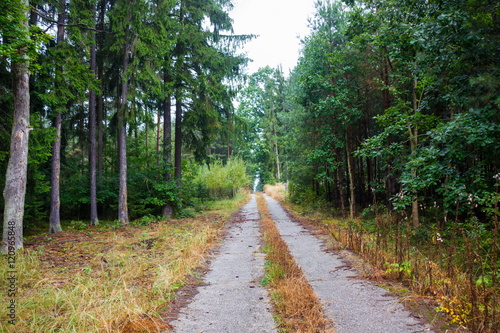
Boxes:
[1,0,32,252]
[171,0,249,190]
[89,0,99,226]
[48,0,66,234]
[236,66,287,186]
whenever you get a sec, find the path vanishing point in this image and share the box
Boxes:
[167,194,435,333]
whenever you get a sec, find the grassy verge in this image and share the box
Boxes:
[264,185,479,332]
[0,191,249,333]
[256,192,333,333]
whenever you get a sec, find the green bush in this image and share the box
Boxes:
[195,157,251,199]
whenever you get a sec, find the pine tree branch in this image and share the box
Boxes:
[31,7,106,33]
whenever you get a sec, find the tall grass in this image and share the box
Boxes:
[263,183,287,202]
[195,157,251,199]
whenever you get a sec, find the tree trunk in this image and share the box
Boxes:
[2,0,31,253]
[49,1,66,234]
[118,37,130,225]
[162,70,173,218]
[346,130,356,219]
[336,148,346,217]
[273,123,281,181]
[96,0,106,181]
[174,89,182,186]
[49,113,62,233]
[157,103,162,154]
[89,2,98,226]
[409,74,419,227]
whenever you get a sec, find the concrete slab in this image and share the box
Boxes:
[264,194,434,333]
[170,195,277,333]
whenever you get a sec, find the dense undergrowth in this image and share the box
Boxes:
[265,184,499,332]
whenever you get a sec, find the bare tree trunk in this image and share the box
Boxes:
[273,122,281,181]
[409,74,419,227]
[174,89,182,186]
[346,129,356,219]
[336,148,346,217]
[49,113,62,233]
[157,104,162,154]
[118,37,130,225]
[2,0,30,253]
[162,71,173,218]
[88,2,98,226]
[96,0,106,181]
[49,1,66,233]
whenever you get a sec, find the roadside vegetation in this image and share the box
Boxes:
[257,192,333,333]
[0,191,248,333]
[265,184,497,332]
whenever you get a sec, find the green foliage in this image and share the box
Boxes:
[195,157,251,198]
[131,214,161,226]
[235,66,287,185]
[67,220,88,231]
[385,261,413,277]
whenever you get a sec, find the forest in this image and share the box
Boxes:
[1,0,499,331]
[236,0,499,330]
[1,0,253,248]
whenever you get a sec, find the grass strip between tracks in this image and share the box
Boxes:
[256,192,334,333]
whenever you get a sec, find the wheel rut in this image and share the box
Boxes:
[263,194,435,333]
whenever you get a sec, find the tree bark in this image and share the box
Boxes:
[49,0,66,234]
[162,70,173,218]
[118,37,130,225]
[274,125,281,181]
[336,148,346,217]
[174,89,182,186]
[2,0,31,253]
[346,129,356,219]
[96,0,106,181]
[157,103,162,155]
[49,113,62,233]
[89,1,98,226]
[409,74,419,227]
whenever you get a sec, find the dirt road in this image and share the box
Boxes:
[264,194,433,333]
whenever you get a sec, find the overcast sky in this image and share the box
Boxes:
[229,0,317,76]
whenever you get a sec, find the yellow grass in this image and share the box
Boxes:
[257,192,334,333]
[263,183,287,201]
[0,192,248,333]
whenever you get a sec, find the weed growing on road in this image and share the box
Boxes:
[257,192,334,333]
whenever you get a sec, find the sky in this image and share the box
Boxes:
[229,0,317,76]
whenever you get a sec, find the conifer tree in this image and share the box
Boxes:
[1,0,31,252]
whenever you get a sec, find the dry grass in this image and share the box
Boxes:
[0,192,249,333]
[256,192,334,333]
[264,183,287,202]
[279,202,489,332]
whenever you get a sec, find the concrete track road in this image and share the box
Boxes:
[169,194,435,333]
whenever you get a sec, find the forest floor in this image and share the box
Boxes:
[1,194,248,333]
